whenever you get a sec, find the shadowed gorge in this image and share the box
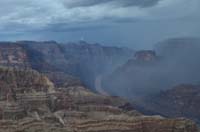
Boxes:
[102,37,200,99]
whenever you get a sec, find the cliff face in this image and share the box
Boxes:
[102,50,160,98]
[102,38,200,98]
[0,42,28,67]
[0,68,54,99]
[0,67,198,132]
[137,84,200,124]
[0,41,134,89]
[0,67,54,119]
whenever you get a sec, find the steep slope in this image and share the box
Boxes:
[0,67,54,99]
[0,67,54,119]
[0,42,29,67]
[102,37,200,99]
[137,84,200,124]
[102,50,161,98]
[0,67,198,132]
[0,41,134,89]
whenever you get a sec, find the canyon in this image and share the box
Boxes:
[0,67,198,132]
[0,41,134,89]
[0,38,200,131]
[102,38,200,98]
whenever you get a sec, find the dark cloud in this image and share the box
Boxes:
[113,0,162,7]
[63,0,110,8]
[0,0,199,49]
[64,0,161,8]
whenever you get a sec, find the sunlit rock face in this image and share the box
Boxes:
[137,84,200,124]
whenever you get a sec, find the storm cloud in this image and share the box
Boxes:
[0,0,199,48]
[62,0,161,8]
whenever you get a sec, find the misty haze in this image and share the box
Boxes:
[0,0,200,132]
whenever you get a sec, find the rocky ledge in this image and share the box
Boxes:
[0,68,198,132]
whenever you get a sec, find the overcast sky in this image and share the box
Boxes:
[0,0,199,49]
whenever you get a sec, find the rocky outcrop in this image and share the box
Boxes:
[0,114,198,132]
[137,84,200,124]
[0,67,54,99]
[53,86,130,112]
[72,117,198,132]
[0,67,54,119]
[102,49,160,98]
[0,41,134,89]
[0,42,28,67]
[0,67,198,132]
[45,72,83,87]
[102,37,200,99]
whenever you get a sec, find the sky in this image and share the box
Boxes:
[0,0,199,49]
